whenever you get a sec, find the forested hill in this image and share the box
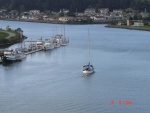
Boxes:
[0,0,150,12]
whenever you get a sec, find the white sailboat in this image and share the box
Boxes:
[82,29,94,74]
[61,24,69,46]
[52,34,62,48]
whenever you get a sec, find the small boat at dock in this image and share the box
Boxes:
[52,34,62,48]
[43,39,54,51]
[28,44,37,51]
[2,50,26,63]
[36,38,44,49]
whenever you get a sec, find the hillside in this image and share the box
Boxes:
[0,0,150,12]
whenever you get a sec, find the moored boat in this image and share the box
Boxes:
[52,35,61,48]
[36,38,44,49]
[61,37,69,46]
[43,39,54,51]
[2,50,26,63]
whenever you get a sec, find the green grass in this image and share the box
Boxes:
[0,29,21,45]
[120,25,150,28]
[0,31,9,39]
[7,30,20,41]
[7,30,20,37]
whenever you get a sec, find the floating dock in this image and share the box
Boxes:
[25,48,43,55]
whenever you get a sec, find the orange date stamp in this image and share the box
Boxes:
[110,100,132,105]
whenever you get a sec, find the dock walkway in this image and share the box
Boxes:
[25,48,43,55]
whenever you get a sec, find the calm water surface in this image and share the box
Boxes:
[0,20,150,113]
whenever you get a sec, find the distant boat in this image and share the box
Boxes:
[82,29,94,75]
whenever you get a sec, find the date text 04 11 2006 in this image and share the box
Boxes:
[110,100,132,105]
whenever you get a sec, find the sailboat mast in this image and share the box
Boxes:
[20,33,22,48]
[88,29,90,63]
[64,22,65,38]
[52,27,54,37]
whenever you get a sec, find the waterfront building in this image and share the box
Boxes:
[30,10,40,15]
[98,8,109,14]
[133,21,144,26]
[84,8,96,16]
[60,9,69,14]
[59,17,75,22]
[90,16,106,21]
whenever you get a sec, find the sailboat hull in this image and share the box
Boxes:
[82,70,94,74]
[2,53,26,63]
[43,46,54,51]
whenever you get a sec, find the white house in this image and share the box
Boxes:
[113,9,123,14]
[30,10,40,15]
[28,15,39,20]
[21,15,28,19]
[84,8,96,15]
[60,9,69,14]
[98,8,109,14]
[90,16,106,21]
[133,21,144,26]
[21,12,30,19]
[76,12,85,16]
[0,9,7,13]
[75,16,89,21]
[59,17,75,22]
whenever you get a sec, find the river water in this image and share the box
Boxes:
[0,20,150,113]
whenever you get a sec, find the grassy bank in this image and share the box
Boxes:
[0,31,9,39]
[0,29,21,47]
[6,29,20,41]
[105,25,150,31]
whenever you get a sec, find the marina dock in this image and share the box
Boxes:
[25,48,43,55]
[0,36,69,64]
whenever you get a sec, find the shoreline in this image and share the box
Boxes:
[105,25,150,31]
[0,19,112,25]
[1,19,150,32]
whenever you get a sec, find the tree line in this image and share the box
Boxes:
[0,0,150,12]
